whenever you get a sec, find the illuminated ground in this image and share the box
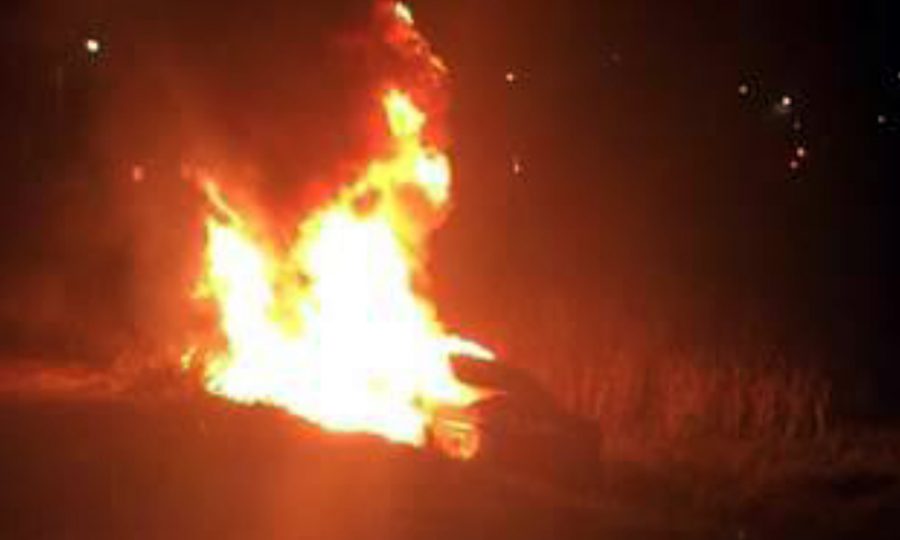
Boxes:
[0,397,897,539]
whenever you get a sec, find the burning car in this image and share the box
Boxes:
[186,4,499,455]
[183,3,597,471]
[429,357,601,485]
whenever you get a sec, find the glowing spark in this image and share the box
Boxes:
[84,38,100,54]
[511,155,524,175]
[774,94,794,115]
[131,164,145,184]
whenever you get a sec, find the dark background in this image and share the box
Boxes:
[0,1,897,416]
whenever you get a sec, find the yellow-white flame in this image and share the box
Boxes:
[195,88,491,451]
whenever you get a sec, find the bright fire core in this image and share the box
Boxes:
[188,4,492,457]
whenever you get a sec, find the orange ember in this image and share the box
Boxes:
[186,2,493,457]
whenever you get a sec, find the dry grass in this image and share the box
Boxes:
[494,294,833,448]
[537,352,831,445]
[477,291,900,535]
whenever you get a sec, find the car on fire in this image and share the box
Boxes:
[428,357,601,487]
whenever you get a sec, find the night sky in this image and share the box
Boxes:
[0,1,897,415]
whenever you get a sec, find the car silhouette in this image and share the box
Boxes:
[428,357,601,488]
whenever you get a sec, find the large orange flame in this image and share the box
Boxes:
[187,2,492,457]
